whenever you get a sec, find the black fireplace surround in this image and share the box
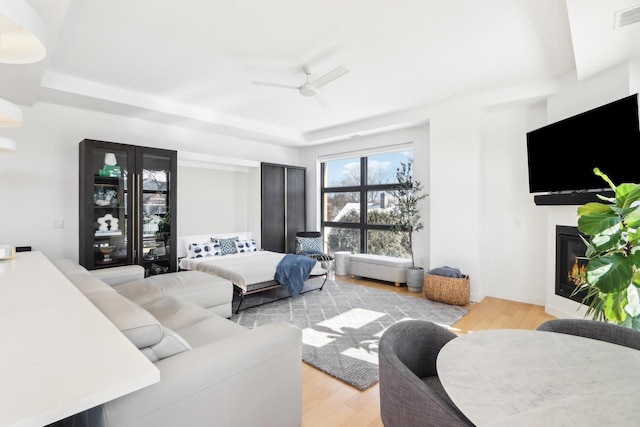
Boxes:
[555,225,590,304]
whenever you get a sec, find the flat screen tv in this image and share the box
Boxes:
[526,93,640,193]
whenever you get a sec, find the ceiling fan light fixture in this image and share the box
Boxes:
[0,0,47,64]
[0,97,22,126]
[0,136,16,152]
[299,85,316,97]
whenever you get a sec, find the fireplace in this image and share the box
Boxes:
[555,225,590,304]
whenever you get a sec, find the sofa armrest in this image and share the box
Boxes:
[90,265,145,286]
[88,322,302,427]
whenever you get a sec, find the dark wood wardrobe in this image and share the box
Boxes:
[261,162,306,253]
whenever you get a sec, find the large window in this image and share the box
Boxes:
[321,150,413,256]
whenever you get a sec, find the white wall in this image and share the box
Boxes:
[2,62,636,316]
[423,61,639,310]
[0,101,299,262]
[547,62,631,122]
[177,166,249,236]
[479,104,548,305]
[630,58,640,95]
[429,101,484,300]
[541,62,637,317]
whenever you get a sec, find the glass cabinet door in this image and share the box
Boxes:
[136,148,176,276]
[80,140,176,275]
[80,142,134,269]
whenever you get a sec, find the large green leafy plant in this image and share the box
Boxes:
[576,168,640,330]
[390,160,427,268]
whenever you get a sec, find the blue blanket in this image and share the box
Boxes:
[275,254,316,298]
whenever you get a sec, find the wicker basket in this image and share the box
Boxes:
[423,274,470,306]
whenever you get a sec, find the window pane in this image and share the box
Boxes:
[323,157,361,187]
[325,227,360,254]
[323,192,360,223]
[366,191,396,225]
[367,151,413,185]
[367,230,410,258]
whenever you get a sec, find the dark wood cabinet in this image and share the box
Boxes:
[261,162,306,253]
[79,139,177,276]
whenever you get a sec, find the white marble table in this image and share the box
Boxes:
[437,329,640,426]
[0,252,160,427]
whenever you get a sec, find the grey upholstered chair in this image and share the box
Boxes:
[378,319,474,427]
[536,318,640,350]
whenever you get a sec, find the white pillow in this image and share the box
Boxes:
[187,241,221,258]
[234,238,258,253]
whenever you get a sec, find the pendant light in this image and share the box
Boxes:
[0,136,16,152]
[0,0,47,64]
[0,97,22,126]
[0,98,20,152]
[0,0,47,152]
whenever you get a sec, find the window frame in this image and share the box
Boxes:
[321,152,410,254]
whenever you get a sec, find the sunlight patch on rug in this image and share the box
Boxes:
[231,277,469,390]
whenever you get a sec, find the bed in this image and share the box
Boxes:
[178,232,331,313]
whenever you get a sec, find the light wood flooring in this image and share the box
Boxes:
[301,275,557,427]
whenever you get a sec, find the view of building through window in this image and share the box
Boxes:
[321,150,413,257]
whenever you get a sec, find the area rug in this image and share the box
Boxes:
[230,277,469,391]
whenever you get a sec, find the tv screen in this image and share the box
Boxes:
[526,94,640,193]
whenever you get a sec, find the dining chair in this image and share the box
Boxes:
[536,318,640,350]
[378,319,474,427]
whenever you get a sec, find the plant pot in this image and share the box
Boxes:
[406,267,425,293]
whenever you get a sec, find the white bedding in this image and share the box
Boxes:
[179,251,326,292]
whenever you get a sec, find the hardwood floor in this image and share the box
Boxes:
[301,275,556,427]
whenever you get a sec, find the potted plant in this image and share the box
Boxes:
[390,159,428,292]
[575,167,640,330]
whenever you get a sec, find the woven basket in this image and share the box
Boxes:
[423,274,470,306]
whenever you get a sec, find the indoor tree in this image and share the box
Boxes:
[390,159,427,270]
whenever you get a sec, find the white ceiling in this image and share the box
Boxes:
[4,0,640,146]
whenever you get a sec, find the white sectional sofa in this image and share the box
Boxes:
[52,259,303,427]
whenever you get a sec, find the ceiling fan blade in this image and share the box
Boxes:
[309,66,349,89]
[314,93,330,109]
[252,81,299,90]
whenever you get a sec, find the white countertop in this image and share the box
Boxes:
[0,252,160,427]
[437,329,640,426]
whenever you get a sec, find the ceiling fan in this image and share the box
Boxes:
[252,65,349,108]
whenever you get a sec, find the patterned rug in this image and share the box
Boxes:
[230,277,469,391]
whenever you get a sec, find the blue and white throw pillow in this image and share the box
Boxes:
[295,236,324,255]
[214,237,238,255]
[187,241,220,258]
[234,238,258,253]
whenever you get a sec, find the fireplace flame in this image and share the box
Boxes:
[568,257,587,285]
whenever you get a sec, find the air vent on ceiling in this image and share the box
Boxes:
[614,4,640,29]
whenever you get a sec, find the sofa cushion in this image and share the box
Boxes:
[85,290,164,349]
[114,271,232,310]
[52,258,94,277]
[53,259,117,295]
[90,265,145,286]
[176,315,249,348]
[350,253,413,268]
[141,327,191,362]
[141,296,213,331]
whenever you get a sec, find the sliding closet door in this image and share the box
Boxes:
[261,163,306,253]
[286,167,306,253]
[261,164,286,252]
